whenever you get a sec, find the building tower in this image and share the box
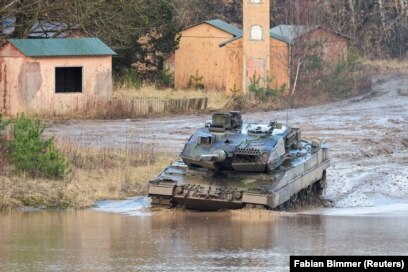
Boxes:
[242,0,271,92]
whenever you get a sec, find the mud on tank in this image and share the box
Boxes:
[148,111,330,211]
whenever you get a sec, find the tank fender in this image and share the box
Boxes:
[242,193,276,207]
[242,193,268,205]
[148,183,175,196]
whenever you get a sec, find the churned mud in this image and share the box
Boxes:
[46,74,408,210]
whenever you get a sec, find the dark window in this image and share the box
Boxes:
[55,67,82,93]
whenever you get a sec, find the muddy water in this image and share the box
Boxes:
[1,205,407,272]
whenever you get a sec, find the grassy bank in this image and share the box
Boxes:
[0,140,175,210]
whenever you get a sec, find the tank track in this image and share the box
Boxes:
[273,171,327,211]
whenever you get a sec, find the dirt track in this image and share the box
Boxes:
[46,74,408,208]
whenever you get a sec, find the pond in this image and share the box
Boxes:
[1,199,407,272]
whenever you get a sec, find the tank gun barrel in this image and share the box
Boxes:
[199,154,220,161]
[199,150,227,162]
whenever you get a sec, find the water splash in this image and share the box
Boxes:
[94,197,151,216]
[303,201,408,217]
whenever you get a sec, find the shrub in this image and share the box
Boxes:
[229,84,241,95]
[155,67,174,89]
[305,54,322,70]
[248,74,286,100]
[188,70,204,90]
[8,115,68,178]
[330,58,354,96]
[118,68,143,89]
[264,77,286,99]
[0,113,10,131]
[0,114,11,168]
[320,54,363,98]
[248,74,262,95]
[299,46,368,99]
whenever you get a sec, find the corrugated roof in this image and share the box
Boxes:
[8,38,116,57]
[270,25,319,44]
[205,19,243,37]
[182,19,242,37]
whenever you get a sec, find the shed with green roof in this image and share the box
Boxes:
[0,38,116,116]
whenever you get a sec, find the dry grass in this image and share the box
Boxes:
[0,141,176,210]
[365,59,408,74]
[113,85,229,110]
[227,91,340,112]
[57,141,156,170]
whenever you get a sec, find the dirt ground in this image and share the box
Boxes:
[45,74,408,208]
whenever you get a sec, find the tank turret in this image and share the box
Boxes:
[181,112,298,173]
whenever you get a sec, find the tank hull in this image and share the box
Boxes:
[148,142,330,211]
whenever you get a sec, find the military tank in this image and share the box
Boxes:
[148,112,330,211]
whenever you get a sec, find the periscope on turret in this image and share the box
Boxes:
[148,112,330,211]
